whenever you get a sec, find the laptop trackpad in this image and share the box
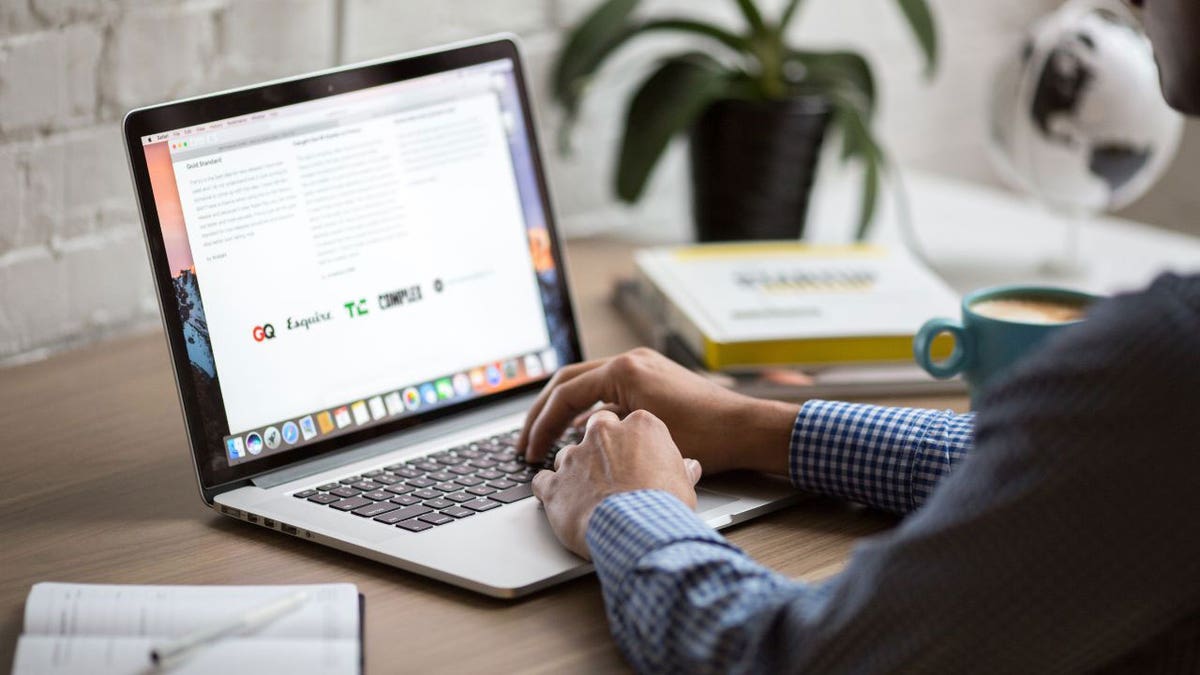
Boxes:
[696,487,739,514]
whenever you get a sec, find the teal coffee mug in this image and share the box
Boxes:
[913,285,1099,407]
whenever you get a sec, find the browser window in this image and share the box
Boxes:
[140,59,567,469]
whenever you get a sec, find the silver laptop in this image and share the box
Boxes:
[123,35,800,598]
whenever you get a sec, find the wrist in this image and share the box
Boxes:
[724,397,800,476]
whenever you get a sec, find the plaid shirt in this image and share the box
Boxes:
[586,274,1200,674]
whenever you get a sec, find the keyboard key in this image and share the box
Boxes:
[442,506,475,519]
[293,489,318,499]
[429,450,452,460]
[372,474,400,485]
[406,478,435,488]
[462,499,502,513]
[448,465,475,476]
[412,461,440,472]
[350,481,381,492]
[497,462,526,473]
[445,492,475,503]
[457,449,484,459]
[352,501,400,518]
[383,463,406,471]
[434,482,460,492]
[397,519,434,532]
[389,495,420,506]
[339,477,360,484]
[428,471,454,482]
[422,498,453,510]
[412,489,441,500]
[307,493,341,505]
[454,476,484,486]
[384,484,414,495]
[386,504,433,521]
[487,479,516,490]
[418,512,454,526]
[362,490,391,501]
[468,459,497,469]
[330,497,372,512]
[361,469,384,478]
[490,483,534,504]
[317,483,340,491]
[330,486,361,498]
[476,470,503,481]
[466,485,496,496]
[392,467,421,479]
[436,456,465,466]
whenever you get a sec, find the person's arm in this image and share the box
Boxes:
[790,400,975,514]
[578,274,1200,673]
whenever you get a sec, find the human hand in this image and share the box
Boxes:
[518,348,799,476]
[531,409,703,559]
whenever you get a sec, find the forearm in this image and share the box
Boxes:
[587,490,831,674]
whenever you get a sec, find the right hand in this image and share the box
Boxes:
[517,348,799,476]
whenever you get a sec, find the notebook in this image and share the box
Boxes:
[12,582,363,675]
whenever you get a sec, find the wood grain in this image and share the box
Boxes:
[0,237,966,672]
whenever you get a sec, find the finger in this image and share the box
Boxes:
[684,458,703,485]
[531,469,556,502]
[517,359,605,454]
[552,444,574,471]
[524,364,622,464]
[583,408,620,436]
[570,402,624,430]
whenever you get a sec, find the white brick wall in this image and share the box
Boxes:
[0,0,1197,363]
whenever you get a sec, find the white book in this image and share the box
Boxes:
[13,583,362,675]
[633,242,960,370]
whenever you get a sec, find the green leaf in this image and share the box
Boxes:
[855,153,880,241]
[552,8,748,153]
[616,54,730,202]
[895,0,938,77]
[778,0,804,32]
[553,0,640,114]
[735,0,768,36]
[791,50,876,119]
[828,96,885,238]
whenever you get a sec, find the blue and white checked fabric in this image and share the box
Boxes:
[791,400,974,514]
[586,273,1200,675]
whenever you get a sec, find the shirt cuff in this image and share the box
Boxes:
[585,490,730,581]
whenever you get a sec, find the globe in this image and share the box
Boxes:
[988,0,1183,217]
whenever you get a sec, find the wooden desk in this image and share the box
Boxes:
[0,237,966,673]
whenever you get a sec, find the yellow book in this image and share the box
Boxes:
[633,242,959,371]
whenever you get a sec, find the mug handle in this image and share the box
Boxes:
[914,318,972,379]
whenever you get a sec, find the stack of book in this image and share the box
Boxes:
[615,242,965,399]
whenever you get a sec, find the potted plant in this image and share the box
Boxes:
[553,0,938,241]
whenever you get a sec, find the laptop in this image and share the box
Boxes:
[123,35,801,598]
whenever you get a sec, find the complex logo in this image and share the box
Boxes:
[379,284,423,310]
[343,299,369,318]
[252,324,276,342]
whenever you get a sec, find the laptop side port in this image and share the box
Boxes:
[263,518,276,528]
[280,524,298,535]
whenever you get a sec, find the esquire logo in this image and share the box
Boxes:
[286,310,333,331]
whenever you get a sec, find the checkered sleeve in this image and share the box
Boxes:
[790,400,975,514]
[587,490,835,674]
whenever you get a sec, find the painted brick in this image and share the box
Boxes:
[0,24,102,134]
[29,0,119,26]
[103,4,220,111]
[342,0,552,62]
[216,0,336,85]
[0,144,26,253]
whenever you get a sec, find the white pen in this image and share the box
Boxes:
[149,590,311,669]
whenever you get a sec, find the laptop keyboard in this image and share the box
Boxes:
[290,427,581,532]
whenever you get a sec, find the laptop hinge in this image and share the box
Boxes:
[250,394,537,489]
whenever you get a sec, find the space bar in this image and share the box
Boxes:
[490,483,534,504]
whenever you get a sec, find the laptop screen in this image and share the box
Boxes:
[130,46,578,489]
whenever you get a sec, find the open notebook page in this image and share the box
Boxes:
[12,636,359,675]
[23,582,359,639]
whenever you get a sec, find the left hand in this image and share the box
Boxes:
[532,408,704,559]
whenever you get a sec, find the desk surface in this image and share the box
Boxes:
[0,237,966,673]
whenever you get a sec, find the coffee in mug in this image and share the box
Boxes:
[914,285,1099,407]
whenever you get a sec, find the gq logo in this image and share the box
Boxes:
[252,323,276,342]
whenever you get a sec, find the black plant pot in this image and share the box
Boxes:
[689,97,831,242]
